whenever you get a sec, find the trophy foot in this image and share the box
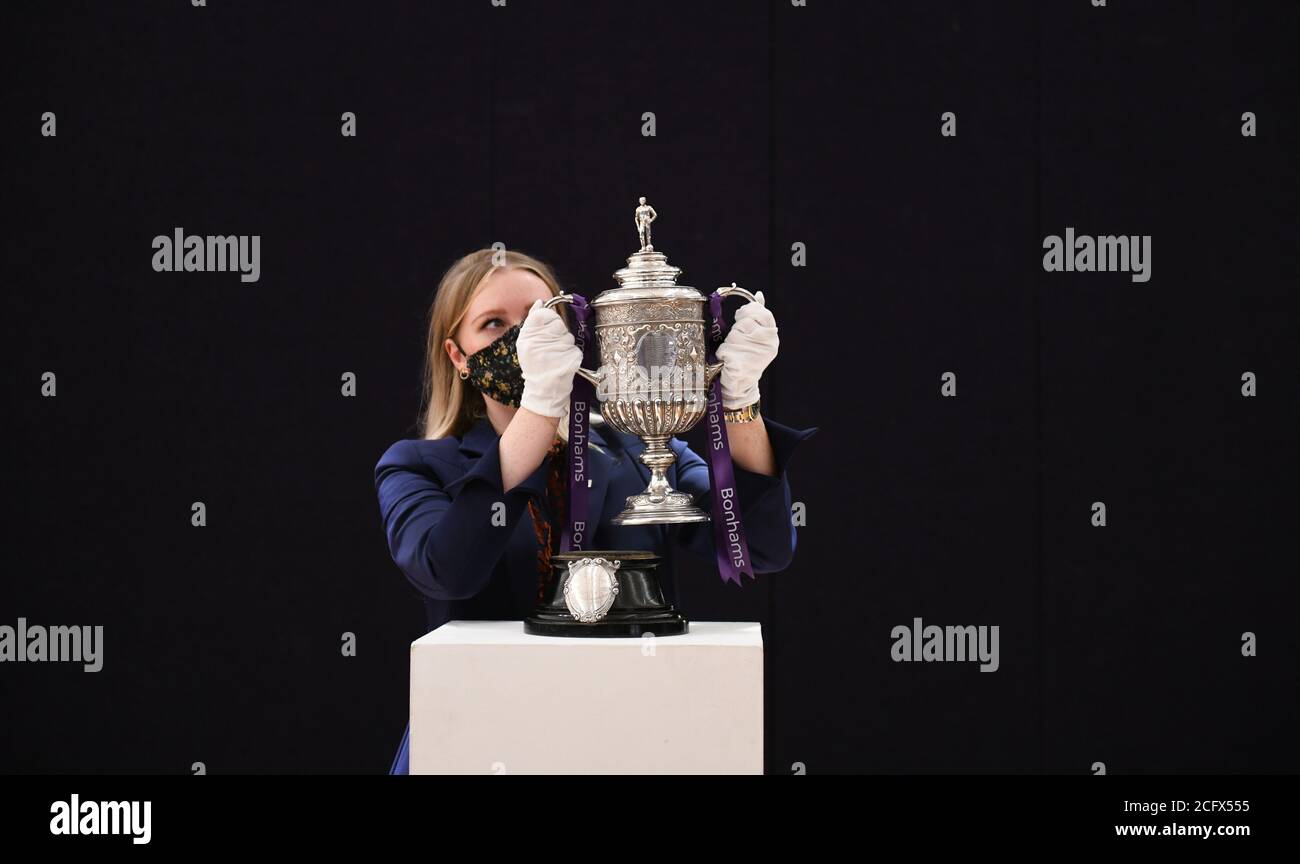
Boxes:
[611,491,710,526]
[525,550,689,637]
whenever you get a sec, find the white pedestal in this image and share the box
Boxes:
[409,620,763,774]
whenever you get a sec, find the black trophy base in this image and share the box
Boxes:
[524,549,689,637]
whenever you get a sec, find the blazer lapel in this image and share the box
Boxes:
[456,417,497,460]
[586,421,654,521]
[583,424,616,525]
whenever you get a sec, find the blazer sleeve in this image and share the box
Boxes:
[670,415,818,573]
[374,437,552,601]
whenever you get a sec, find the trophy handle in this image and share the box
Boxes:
[716,282,759,305]
[706,282,762,385]
[543,293,603,386]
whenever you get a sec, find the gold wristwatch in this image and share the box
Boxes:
[723,397,761,424]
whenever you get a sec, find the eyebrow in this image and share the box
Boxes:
[471,308,506,326]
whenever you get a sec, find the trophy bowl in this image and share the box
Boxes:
[545,200,757,526]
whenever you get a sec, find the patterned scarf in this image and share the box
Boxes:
[527,436,568,603]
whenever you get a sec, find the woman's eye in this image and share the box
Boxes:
[482,317,504,330]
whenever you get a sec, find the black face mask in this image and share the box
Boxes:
[460,322,525,407]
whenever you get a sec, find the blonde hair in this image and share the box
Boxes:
[418,249,566,440]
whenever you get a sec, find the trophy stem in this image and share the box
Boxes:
[611,435,711,525]
[640,436,675,502]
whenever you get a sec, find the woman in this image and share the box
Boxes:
[374,248,816,774]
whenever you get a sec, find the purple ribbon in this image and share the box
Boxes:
[557,290,753,586]
[704,291,753,586]
[560,294,596,553]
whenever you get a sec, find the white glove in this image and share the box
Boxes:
[716,290,778,410]
[517,299,583,418]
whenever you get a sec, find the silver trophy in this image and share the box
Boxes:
[545,199,758,525]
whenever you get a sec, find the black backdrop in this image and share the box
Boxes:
[3,0,1296,774]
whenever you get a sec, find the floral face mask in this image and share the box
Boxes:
[459,322,525,407]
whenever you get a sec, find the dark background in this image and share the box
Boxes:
[2,0,1296,774]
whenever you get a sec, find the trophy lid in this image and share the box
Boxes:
[600,199,703,303]
[612,249,682,291]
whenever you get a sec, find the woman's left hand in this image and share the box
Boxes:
[716,290,779,410]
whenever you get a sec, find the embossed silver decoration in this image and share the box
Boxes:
[545,199,758,525]
[562,557,622,623]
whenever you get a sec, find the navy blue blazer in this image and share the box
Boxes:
[373,413,816,773]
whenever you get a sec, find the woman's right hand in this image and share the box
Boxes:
[517,299,583,419]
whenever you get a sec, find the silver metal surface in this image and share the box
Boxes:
[562,557,621,623]
[545,199,761,525]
